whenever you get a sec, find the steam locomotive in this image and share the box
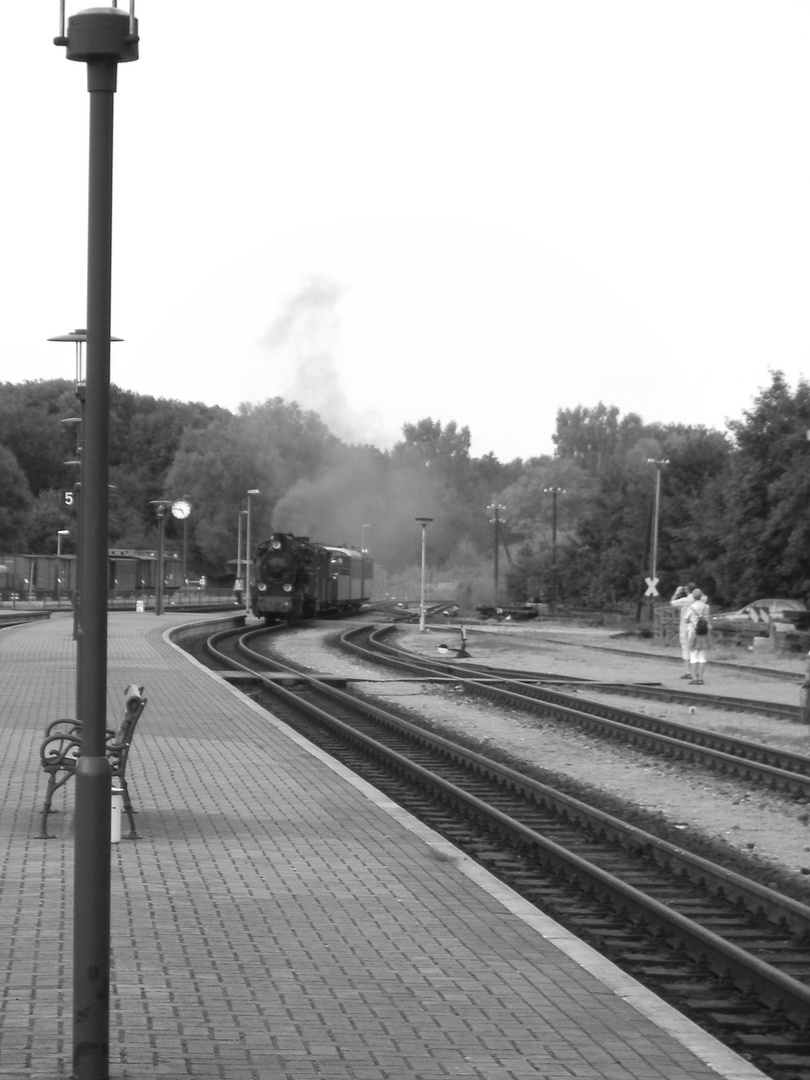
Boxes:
[250,532,374,624]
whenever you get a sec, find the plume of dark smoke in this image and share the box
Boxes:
[271,448,441,571]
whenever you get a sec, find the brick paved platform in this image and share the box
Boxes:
[0,611,769,1078]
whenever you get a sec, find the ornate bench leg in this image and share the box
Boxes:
[36,776,59,839]
[119,779,141,840]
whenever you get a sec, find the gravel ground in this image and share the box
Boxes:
[264,619,810,895]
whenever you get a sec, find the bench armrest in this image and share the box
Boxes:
[40,732,82,770]
[44,717,83,738]
[105,736,129,754]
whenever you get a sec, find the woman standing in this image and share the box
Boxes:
[670,582,697,679]
[686,590,711,684]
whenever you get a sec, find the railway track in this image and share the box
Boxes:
[339,625,810,799]
[351,624,803,717]
[180,621,810,1080]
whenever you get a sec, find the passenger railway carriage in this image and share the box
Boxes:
[251,532,373,624]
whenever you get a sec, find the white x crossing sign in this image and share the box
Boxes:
[644,576,659,597]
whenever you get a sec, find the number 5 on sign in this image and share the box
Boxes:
[644,576,659,597]
[64,490,74,506]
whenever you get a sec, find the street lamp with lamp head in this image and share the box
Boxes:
[543,488,566,611]
[149,501,173,616]
[415,517,433,632]
[48,329,123,400]
[236,509,248,602]
[245,490,260,616]
[486,503,506,607]
[61,415,83,454]
[56,530,70,605]
[51,9,139,1070]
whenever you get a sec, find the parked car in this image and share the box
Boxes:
[711,598,810,635]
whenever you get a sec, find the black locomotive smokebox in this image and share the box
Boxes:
[66,7,139,63]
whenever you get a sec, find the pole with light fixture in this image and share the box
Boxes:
[543,487,565,612]
[245,490,260,616]
[487,503,505,607]
[149,501,172,616]
[360,524,370,600]
[236,509,248,603]
[56,530,70,605]
[52,9,139,1074]
[415,517,433,632]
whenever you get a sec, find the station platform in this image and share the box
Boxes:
[0,611,770,1079]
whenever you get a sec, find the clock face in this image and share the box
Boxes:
[171,499,191,520]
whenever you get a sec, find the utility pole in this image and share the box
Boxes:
[646,459,669,622]
[415,517,433,631]
[543,487,565,611]
[245,489,260,616]
[487,503,505,607]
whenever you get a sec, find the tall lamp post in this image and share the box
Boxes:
[543,487,565,611]
[52,7,139,1078]
[415,517,433,632]
[150,501,171,616]
[236,509,248,603]
[646,458,669,621]
[56,530,70,605]
[245,489,260,616]
[487,503,505,607]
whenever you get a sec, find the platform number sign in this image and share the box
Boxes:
[64,490,75,507]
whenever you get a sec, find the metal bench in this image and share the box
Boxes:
[37,683,147,839]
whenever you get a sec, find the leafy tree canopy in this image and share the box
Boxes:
[165,398,338,571]
[0,444,33,549]
[4,371,810,612]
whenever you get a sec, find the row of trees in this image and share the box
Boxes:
[1,372,808,609]
[501,375,810,609]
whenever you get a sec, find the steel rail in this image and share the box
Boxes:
[340,625,810,797]
[361,624,801,721]
[202,623,810,1027]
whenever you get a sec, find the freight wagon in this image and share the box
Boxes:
[0,550,182,602]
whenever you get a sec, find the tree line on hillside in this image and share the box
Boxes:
[1,371,808,610]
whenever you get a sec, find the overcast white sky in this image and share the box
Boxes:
[3,2,810,461]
